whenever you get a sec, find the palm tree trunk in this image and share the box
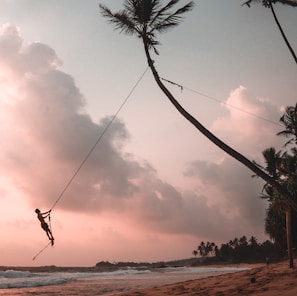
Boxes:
[286,207,294,268]
[272,201,294,268]
[269,1,297,64]
[142,38,297,212]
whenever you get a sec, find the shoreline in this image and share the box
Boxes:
[0,262,260,274]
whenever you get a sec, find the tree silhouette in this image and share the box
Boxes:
[99,0,297,212]
[195,236,282,263]
[277,104,297,146]
[196,241,218,257]
[255,106,297,268]
[242,0,297,64]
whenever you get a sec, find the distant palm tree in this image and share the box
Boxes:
[242,0,297,64]
[277,104,297,146]
[198,241,206,257]
[230,237,239,249]
[99,0,297,211]
[249,236,258,246]
[257,145,296,268]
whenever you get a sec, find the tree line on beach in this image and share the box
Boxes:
[193,103,297,264]
[193,236,284,264]
[99,0,297,268]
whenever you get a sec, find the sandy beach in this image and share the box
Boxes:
[1,261,296,295]
[117,261,297,296]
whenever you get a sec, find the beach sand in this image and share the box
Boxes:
[1,261,296,295]
[117,261,297,296]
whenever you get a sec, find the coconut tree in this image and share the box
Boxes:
[242,0,297,64]
[277,104,297,146]
[99,0,297,211]
[197,241,206,257]
[257,144,297,268]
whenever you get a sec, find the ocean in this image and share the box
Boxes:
[0,266,249,295]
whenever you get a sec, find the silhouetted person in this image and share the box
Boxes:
[35,209,54,245]
[265,257,270,265]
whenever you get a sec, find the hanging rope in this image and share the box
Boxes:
[161,77,183,92]
[33,67,148,260]
[49,66,149,211]
[161,77,283,127]
[32,241,52,261]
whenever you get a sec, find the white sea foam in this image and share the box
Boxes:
[0,269,151,289]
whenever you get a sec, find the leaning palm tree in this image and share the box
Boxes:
[99,0,297,211]
[242,0,297,64]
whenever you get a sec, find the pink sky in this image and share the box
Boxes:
[0,1,296,267]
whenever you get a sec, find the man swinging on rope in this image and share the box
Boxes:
[35,209,54,245]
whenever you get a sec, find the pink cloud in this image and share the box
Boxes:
[212,85,283,157]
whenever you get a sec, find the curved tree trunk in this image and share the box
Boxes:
[142,38,297,212]
[269,2,297,64]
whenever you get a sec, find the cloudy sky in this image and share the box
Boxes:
[0,0,296,266]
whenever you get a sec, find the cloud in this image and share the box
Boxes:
[184,158,267,240]
[181,85,287,241]
[0,23,140,212]
[212,85,283,158]
[0,23,285,245]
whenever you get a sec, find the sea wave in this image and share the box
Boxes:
[0,270,32,279]
[0,269,152,289]
[0,266,249,289]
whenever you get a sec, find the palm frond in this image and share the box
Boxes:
[99,4,140,36]
[277,104,297,146]
[150,1,194,34]
[132,0,153,24]
[277,0,297,6]
[150,0,180,26]
[100,0,194,54]
[242,0,297,7]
